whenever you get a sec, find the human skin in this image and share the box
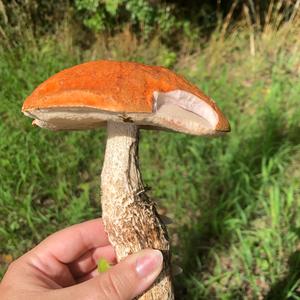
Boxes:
[0,219,163,300]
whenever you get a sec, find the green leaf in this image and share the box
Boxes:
[97,258,111,273]
[104,0,122,16]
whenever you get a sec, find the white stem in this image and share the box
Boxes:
[101,121,174,300]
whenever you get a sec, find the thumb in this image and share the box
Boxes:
[61,249,163,300]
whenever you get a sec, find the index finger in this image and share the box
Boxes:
[32,218,110,263]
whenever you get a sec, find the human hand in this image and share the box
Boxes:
[0,219,163,300]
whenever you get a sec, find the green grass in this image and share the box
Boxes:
[0,21,300,299]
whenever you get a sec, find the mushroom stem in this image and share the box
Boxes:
[101,121,174,300]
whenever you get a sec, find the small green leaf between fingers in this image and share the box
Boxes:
[97,258,111,273]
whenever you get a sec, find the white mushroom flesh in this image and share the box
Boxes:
[24,90,219,136]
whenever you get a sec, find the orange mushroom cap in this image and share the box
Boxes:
[22,60,230,135]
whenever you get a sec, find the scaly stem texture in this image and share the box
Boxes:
[101,121,174,300]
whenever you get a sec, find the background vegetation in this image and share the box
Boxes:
[0,1,300,299]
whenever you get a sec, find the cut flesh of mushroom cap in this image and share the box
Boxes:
[22,60,230,135]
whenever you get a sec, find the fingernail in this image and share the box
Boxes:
[136,250,163,278]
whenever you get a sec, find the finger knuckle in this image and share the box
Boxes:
[97,272,123,300]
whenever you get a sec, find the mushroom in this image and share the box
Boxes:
[22,60,230,300]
